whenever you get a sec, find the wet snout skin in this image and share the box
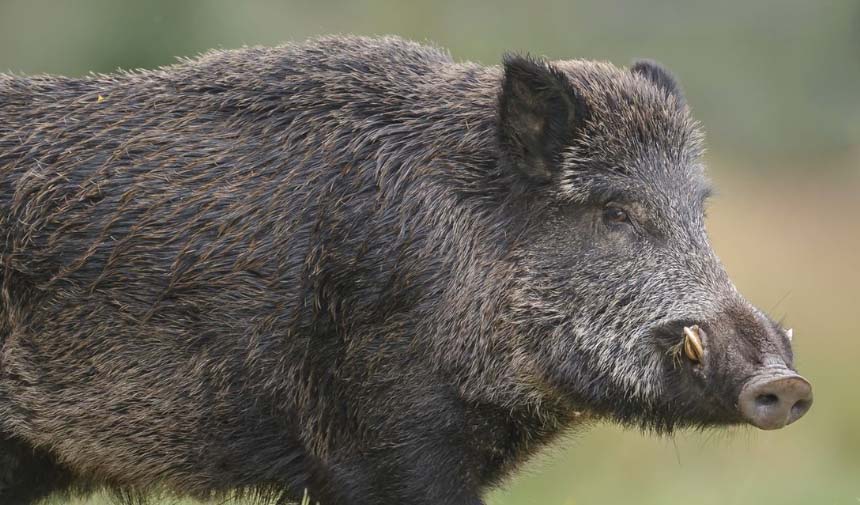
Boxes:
[738,368,813,430]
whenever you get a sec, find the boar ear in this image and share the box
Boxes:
[630,59,686,107]
[498,54,581,184]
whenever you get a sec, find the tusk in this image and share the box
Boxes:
[683,325,704,363]
[786,328,793,342]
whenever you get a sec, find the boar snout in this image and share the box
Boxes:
[704,302,813,429]
[654,308,813,430]
[738,368,813,430]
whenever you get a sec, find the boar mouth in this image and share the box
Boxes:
[644,319,813,432]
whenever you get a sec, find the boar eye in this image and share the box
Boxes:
[602,205,630,225]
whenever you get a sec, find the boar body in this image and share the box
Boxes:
[0,36,810,505]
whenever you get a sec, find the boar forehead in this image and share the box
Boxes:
[554,60,704,167]
[552,60,710,236]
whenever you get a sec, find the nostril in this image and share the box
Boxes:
[790,398,812,420]
[755,393,780,407]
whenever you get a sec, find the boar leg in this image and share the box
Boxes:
[0,435,76,505]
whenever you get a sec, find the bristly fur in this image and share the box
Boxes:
[0,35,799,504]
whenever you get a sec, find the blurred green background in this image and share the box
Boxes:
[1,0,857,503]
